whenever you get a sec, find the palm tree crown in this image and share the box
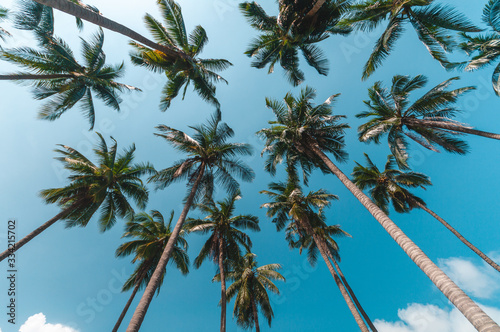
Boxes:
[356,75,475,168]
[341,0,481,79]
[0,29,138,129]
[117,210,189,293]
[217,253,284,330]
[41,133,155,231]
[457,0,500,95]
[186,191,260,269]
[129,0,232,111]
[239,1,350,86]
[352,153,430,214]
[257,86,349,183]
[150,110,255,202]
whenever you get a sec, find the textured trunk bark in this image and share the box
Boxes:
[304,0,326,20]
[0,74,74,80]
[126,165,205,332]
[218,239,227,332]
[405,118,500,140]
[251,293,260,332]
[112,281,141,332]
[328,252,378,332]
[299,218,370,332]
[307,141,500,332]
[0,202,80,262]
[32,0,186,61]
[415,201,500,273]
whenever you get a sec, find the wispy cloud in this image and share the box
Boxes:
[19,313,78,332]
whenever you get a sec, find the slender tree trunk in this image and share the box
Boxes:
[307,141,500,332]
[299,219,370,332]
[0,202,80,262]
[218,239,227,332]
[126,165,205,332]
[112,281,142,332]
[0,74,73,80]
[415,201,500,273]
[251,294,260,332]
[328,252,378,332]
[304,0,326,21]
[405,118,500,140]
[31,0,187,61]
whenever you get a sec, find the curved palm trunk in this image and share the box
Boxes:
[299,219,370,332]
[307,141,500,332]
[32,0,186,61]
[112,281,141,332]
[415,201,500,273]
[0,74,73,80]
[218,239,227,332]
[0,202,80,262]
[304,0,326,20]
[405,118,500,140]
[328,252,378,332]
[251,293,260,332]
[126,165,205,332]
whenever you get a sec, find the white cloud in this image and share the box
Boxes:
[19,313,78,332]
[438,256,500,299]
[375,303,500,332]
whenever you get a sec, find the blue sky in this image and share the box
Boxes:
[0,0,500,331]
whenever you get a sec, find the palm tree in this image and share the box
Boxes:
[214,253,284,332]
[113,210,189,332]
[0,133,154,262]
[455,0,500,96]
[129,0,231,111]
[257,86,500,331]
[352,153,500,273]
[287,215,378,332]
[356,75,500,169]
[185,191,260,332]
[31,0,186,60]
[341,0,481,79]
[0,6,10,42]
[125,111,254,332]
[261,177,370,331]
[0,29,139,129]
[239,0,350,86]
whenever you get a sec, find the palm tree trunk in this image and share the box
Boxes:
[328,253,378,332]
[251,294,260,332]
[405,118,500,140]
[112,281,141,332]
[0,74,74,80]
[306,141,500,332]
[32,0,186,61]
[218,239,227,332]
[415,201,500,273]
[304,0,326,20]
[299,219,370,332]
[125,165,205,332]
[0,202,80,262]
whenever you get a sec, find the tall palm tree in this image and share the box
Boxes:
[239,0,350,86]
[113,210,189,332]
[0,6,10,42]
[0,29,139,129]
[129,0,231,111]
[455,0,500,96]
[257,86,500,331]
[125,111,254,332]
[214,253,285,332]
[185,191,260,332]
[287,215,378,332]
[356,75,500,169]
[352,153,500,273]
[0,133,154,262]
[31,0,186,60]
[261,177,370,331]
[341,0,481,79]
